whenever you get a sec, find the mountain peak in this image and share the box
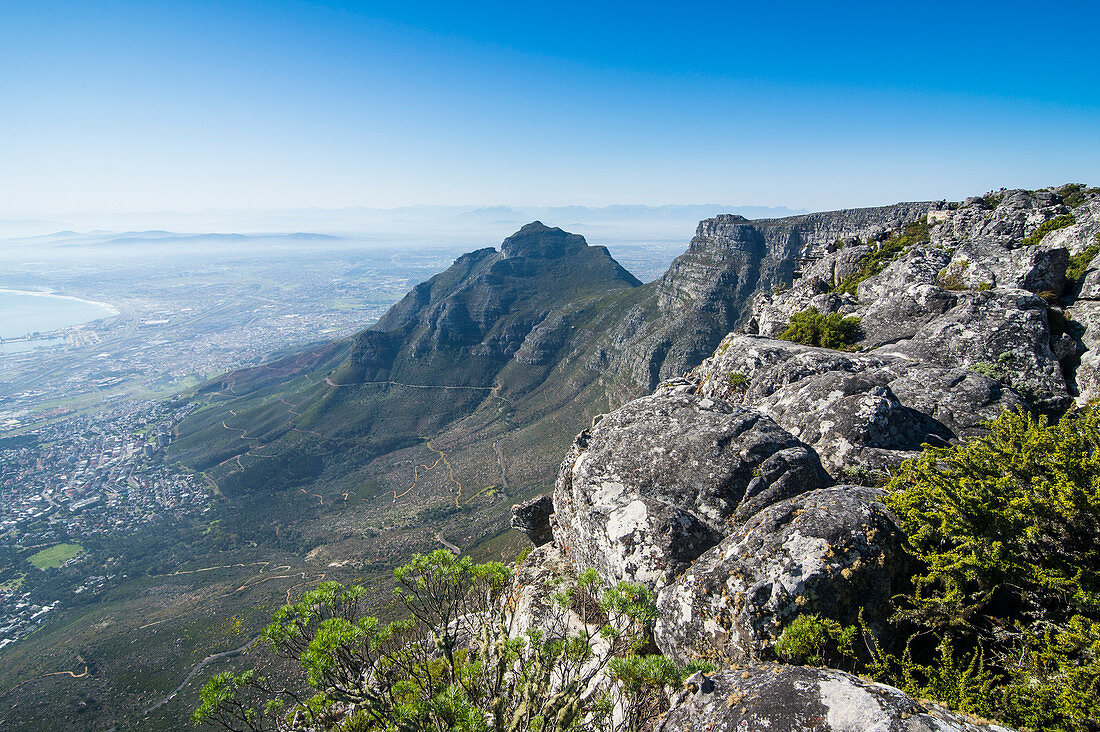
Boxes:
[500,221,588,259]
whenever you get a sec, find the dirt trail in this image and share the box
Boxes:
[493,441,509,499]
[0,662,88,698]
[326,376,495,392]
[142,639,259,717]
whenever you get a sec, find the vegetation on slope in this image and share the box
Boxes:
[1019,214,1075,248]
[832,219,931,296]
[1056,184,1098,210]
[194,550,710,732]
[1066,234,1100,286]
[777,407,1100,732]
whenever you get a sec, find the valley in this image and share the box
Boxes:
[0,223,686,730]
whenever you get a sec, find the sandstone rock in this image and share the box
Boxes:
[933,189,1068,249]
[551,386,830,590]
[654,487,909,665]
[510,494,554,546]
[694,336,1023,476]
[946,240,1068,294]
[883,364,1026,438]
[504,543,579,638]
[660,665,1017,731]
[751,374,951,476]
[876,290,1069,411]
[1070,300,1100,404]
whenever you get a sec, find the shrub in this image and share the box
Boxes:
[833,219,932,296]
[775,614,859,670]
[779,308,861,350]
[727,371,748,389]
[877,408,1100,731]
[1067,235,1100,285]
[936,269,966,291]
[1020,214,1075,248]
[194,550,686,732]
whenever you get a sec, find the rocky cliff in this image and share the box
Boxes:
[511,185,1100,730]
[593,202,932,400]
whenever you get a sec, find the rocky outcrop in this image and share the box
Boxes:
[598,203,933,398]
[654,487,909,664]
[662,666,1016,731]
[739,189,1100,412]
[552,380,831,590]
[517,190,1100,732]
[510,495,553,546]
[877,290,1068,411]
[693,335,1023,477]
[504,543,580,638]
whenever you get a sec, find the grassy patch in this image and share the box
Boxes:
[28,543,84,570]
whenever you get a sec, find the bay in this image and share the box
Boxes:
[0,289,118,340]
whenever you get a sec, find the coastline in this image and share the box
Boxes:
[0,287,120,317]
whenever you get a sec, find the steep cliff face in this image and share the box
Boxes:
[598,202,932,399]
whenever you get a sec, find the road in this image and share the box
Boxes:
[435,527,460,555]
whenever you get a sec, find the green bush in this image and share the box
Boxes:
[833,219,932,296]
[1020,214,1075,248]
[775,614,859,670]
[877,408,1100,731]
[779,308,861,350]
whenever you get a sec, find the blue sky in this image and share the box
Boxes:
[2,0,1098,214]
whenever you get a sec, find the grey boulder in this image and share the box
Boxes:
[551,383,830,591]
[661,665,1016,732]
[655,487,909,665]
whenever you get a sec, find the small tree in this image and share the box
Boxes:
[194,551,700,732]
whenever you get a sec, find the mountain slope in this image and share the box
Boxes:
[171,206,937,510]
[168,223,643,507]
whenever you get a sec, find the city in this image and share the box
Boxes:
[0,399,206,649]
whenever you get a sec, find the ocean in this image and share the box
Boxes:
[0,289,118,341]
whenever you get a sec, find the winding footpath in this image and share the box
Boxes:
[142,638,260,717]
[0,662,88,698]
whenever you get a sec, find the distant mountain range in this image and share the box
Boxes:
[0,204,807,242]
